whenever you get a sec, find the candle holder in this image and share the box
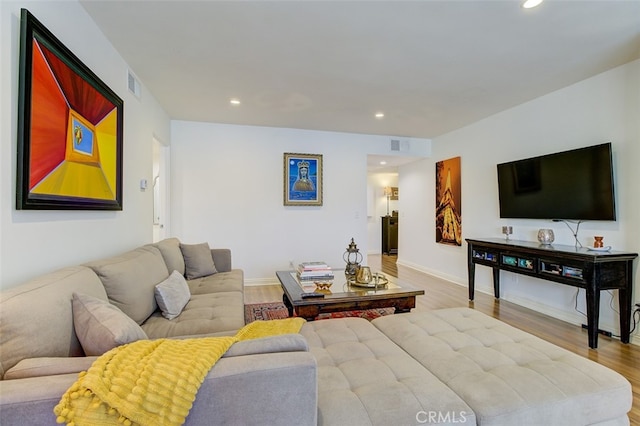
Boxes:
[537,229,555,245]
[501,226,513,240]
[343,238,363,279]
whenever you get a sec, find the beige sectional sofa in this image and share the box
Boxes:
[0,238,633,425]
[0,238,317,425]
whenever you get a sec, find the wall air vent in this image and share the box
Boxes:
[390,138,410,152]
[127,70,141,99]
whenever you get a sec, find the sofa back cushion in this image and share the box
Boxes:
[85,246,169,324]
[180,242,217,279]
[0,266,107,378]
[150,237,185,276]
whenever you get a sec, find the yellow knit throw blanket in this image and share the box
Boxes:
[54,317,305,426]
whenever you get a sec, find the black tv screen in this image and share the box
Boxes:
[497,143,616,221]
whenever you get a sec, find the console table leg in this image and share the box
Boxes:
[492,268,500,299]
[585,285,600,349]
[619,261,633,343]
[467,244,475,300]
[468,263,475,300]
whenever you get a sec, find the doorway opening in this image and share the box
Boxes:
[152,138,170,242]
[366,155,404,258]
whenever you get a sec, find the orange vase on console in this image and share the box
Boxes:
[594,236,604,248]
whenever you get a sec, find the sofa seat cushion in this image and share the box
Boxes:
[141,291,245,338]
[3,357,98,380]
[300,318,475,426]
[372,308,632,426]
[187,270,244,295]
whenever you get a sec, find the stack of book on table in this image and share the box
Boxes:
[297,262,334,281]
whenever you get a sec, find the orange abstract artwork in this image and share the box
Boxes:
[17,10,123,210]
[435,156,462,246]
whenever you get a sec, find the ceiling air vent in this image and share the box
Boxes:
[127,70,141,99]
[390,139,400,151]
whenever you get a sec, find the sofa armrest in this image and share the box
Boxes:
[223,334,308,358]
[210,249,232,273]
[0,353,317,426]
[186,352,317,426]
[0,373,77,426]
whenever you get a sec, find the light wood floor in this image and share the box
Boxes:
[246,254,640,425]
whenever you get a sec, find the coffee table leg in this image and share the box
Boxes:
[393,296,415,314]
[282,293,294,317]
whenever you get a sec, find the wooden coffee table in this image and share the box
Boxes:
[276,270,424,321]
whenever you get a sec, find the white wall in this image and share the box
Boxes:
[0,1,171,289]
[366,172,399,254]
[170,121,429,283]
[399,60,640,340]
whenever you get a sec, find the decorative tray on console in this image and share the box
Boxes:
[348,273,389,288]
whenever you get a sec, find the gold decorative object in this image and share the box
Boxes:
[314,281,333,291]
[349,272,388,288]
[355,266,372,284]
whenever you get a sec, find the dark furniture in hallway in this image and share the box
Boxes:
[381,215,398,255]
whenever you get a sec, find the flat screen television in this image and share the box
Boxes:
[496,142,616,221]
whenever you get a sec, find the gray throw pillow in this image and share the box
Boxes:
[180,242,217,279]
[72,293,148,356]
[155,270,191,320]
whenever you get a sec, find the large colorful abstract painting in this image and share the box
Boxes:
[16,9,123,210]
[435,156,462,246]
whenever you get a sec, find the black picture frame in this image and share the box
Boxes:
[16,9,124,210]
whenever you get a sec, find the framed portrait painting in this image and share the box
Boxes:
[283,153,323,206]
[16,9,124,210]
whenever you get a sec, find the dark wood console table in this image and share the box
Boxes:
[466,238,637,349]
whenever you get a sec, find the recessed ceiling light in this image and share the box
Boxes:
[375,112,384,119]
[230,98,241,105]
[522,0,543,9]
[380,161,387,165]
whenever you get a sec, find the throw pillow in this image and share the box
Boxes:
[72,293,148,356]
[155,270,191,320]
[180,242,217,279]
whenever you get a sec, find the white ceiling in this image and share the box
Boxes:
[80,0,640,143]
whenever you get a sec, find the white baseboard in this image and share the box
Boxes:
[244,277,280,287]
[396,259,465,288]
[503,294,586,328]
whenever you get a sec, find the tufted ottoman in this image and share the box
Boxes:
[300,317,476,425]
[372,308,632,426]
